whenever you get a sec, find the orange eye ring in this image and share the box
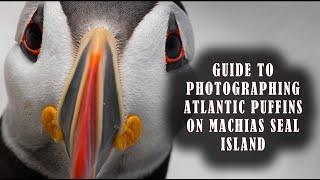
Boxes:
[21,26,41,56]
[165,47,185,64]
[165,31,185,64]
[165,13,188,72]
[20,6,43,62]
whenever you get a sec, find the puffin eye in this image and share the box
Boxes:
[20,6,43,62]
[165,32,184,60]
[165,13,188,72]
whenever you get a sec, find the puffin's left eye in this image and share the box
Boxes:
[165,32,184,63]
[20,6,43,62]
[165,13,188,72]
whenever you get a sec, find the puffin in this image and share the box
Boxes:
[0,1,194,179]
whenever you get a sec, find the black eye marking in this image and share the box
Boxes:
[173,1,187,14]
[165,13,188,72]
[20,5,43,62]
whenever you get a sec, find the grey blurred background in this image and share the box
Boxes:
[1,2,320,178]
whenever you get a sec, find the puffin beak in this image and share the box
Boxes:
[59,28,122,179]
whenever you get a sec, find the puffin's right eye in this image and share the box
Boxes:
[20,6,43,62]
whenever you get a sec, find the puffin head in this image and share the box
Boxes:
[2,1,194,178]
